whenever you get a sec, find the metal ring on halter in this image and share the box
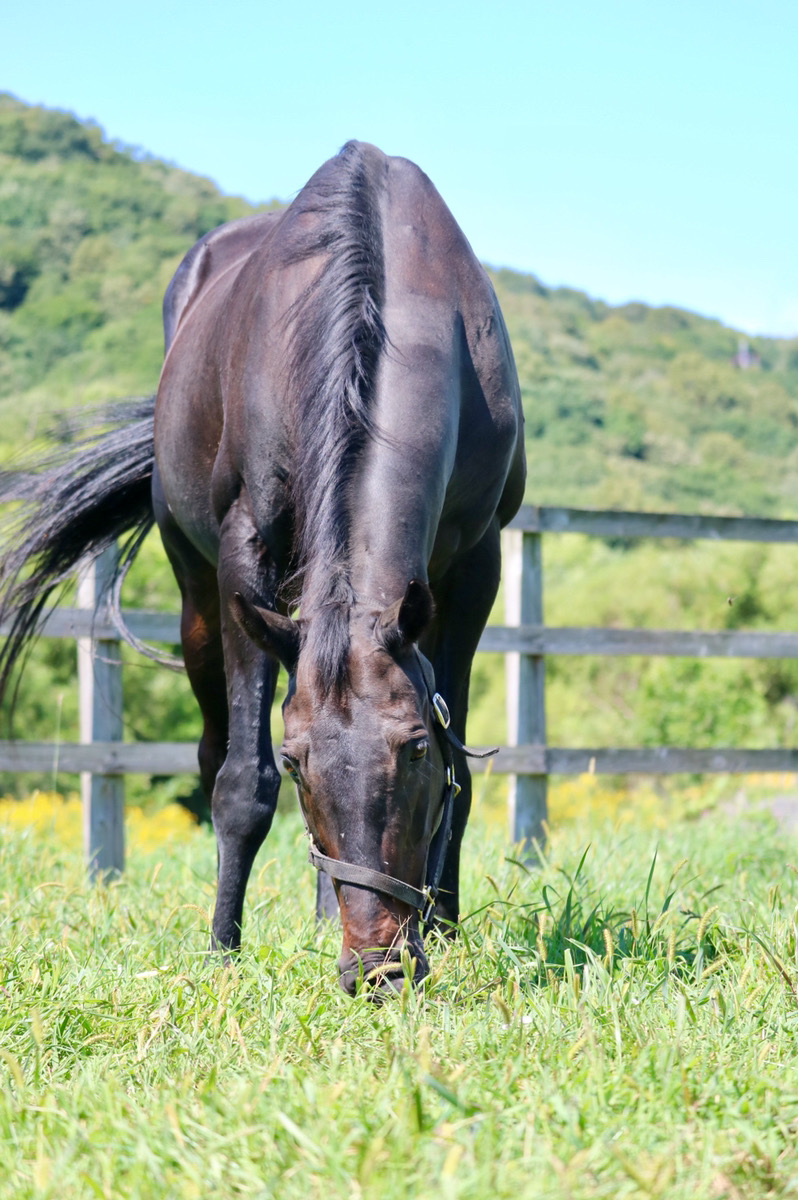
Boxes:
[432,692,450,729]
[421,884,439,926]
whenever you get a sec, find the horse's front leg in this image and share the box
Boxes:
[211,494,283,955]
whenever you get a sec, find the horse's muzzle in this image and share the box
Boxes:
[338,943,429,998]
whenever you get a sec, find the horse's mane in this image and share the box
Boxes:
[277,141,387,687]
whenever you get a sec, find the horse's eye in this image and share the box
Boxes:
[410,739,429,762]
[281,755,298,778]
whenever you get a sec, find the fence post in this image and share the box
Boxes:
[504,527,547,852]
[77,545,124,877]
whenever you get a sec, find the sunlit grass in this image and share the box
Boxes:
[2,781,798,1197]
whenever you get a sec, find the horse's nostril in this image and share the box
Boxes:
[339,971,358,998]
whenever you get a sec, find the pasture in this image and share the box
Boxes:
[1,781,797,1199]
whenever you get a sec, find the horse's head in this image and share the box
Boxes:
[233,581,447,996]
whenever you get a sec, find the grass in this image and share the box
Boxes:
[1,783,798,1198]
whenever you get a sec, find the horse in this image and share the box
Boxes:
[0,142,526,995]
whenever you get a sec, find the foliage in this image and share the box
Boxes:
[1,794,798,1197]
[0,93,279,439]
[491,267,798,518]
[540,535,798,754]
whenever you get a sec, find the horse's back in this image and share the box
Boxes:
[377,151,525,536]
[155,144,524,565]
[155,212,286,558]
[378,149,522,440]
[162,211,282,350]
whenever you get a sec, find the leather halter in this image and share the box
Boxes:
[303,676,498,925]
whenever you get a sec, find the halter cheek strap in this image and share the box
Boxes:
[304,682,498,925]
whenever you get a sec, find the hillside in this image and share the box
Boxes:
[494,271,798,517]
[3,92,798,518]
[3,93,798,804]
[0,93,277,439]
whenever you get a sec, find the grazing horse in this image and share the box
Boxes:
[0,142,525,994]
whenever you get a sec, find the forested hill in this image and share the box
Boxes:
[3,91,798,518]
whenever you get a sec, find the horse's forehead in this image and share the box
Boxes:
[346,621,422,695]
[290,633,420,733]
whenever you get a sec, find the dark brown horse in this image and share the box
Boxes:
[0,142,525,994]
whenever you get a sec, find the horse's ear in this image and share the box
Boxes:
[231,593,300,673]
[377,579,434,650]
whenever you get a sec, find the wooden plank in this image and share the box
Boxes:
[5,740,797,778]
[0,607,182,644]
[509,505,798,543]
[468,746,798,775]
[472,745,547,774]
[504,529,547,848]
[547,747,798,774]
[78,550,125,876]
[0,741,202,774]
[12,610,798,660]
[0,740,534,776]
[479,626,798,658]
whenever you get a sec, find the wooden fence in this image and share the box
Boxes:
[4,504,798,874]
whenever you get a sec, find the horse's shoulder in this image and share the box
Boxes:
[163,211,282,349]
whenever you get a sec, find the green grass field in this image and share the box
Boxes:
[1,785,798,1199]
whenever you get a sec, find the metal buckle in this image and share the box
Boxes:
[421,884,438,925]
[446,765,462,798]
[432,692,450,729]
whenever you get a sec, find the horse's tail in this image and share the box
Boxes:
[0,395,157,711]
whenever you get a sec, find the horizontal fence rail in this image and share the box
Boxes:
[479,626,798,658]
[509,504,798,543]
[468,747,798,776]
[0,740,201,776]
[3,503,798,870]
[4,743,798,780]
[8,611,798,661]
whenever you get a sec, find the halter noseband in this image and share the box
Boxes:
[304,681,497,925]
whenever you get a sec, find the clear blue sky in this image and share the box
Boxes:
[3,0,797,336]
